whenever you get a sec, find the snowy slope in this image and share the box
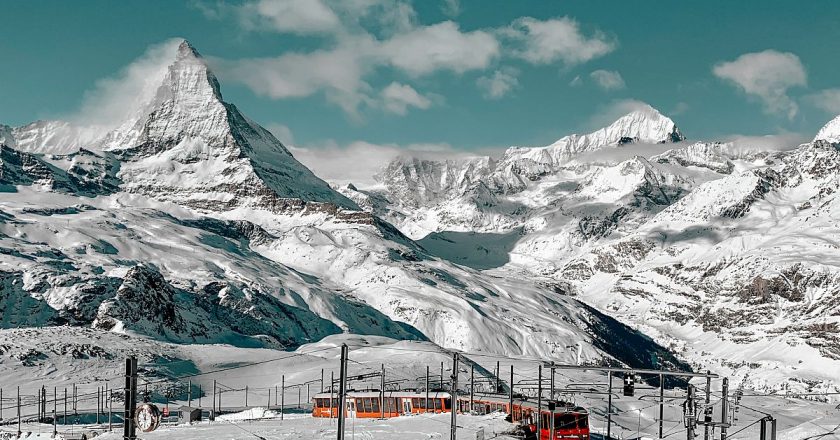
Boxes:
[0,39,697,383]
[359,113,840,396]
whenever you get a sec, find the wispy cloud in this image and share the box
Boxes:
[713,50,806,119]
[290,140,497,187]
[503,16,616,66]
[70,38,183,128]
[476,67,519,99]
[201,1,616,118]
[380,82,435,115]
[805,88,840,114]
[589,69,625,91]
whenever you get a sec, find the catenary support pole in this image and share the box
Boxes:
[440,362,444,390]
[380,364,385,419]
[425,366,430,413]
[330,371,335,419]
[509,365,514,420]
[321,368,325,393]
[449,353,459,440]
[123,357,138,440]
[245,385,248,408]
[337,344,349,440]
[495,360,500,393]
[281,375,285,421]
[704,371,712,440]
[537,364,542,436]
[188,380,192,408]
[109,389,113,431]
[16,387,21,438]
[469,363,474,413]
[607,371,613,440]
[212,380,217,420]
[659,373,665,439]
[64,388,67,426]
[550,366,555,401]
[721,378,729,440]
[687,385,696,440]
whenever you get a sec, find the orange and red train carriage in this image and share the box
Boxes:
[312,391,590,440]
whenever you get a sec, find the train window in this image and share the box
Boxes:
[541,414,549,429]
[556,414,576,429]
[371,398,380,413]
[360,398,370,413]
[577,415,589,428]
[444,398,451,411]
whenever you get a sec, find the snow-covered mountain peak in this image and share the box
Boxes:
[602,105,685,144]
[814,114,840,144]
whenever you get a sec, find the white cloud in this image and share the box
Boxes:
[380,21,499,76]
[215,20,497,116]
[238,0,341,34]
[505,17,616,66]
[290,141,465,187]
[589,69,625,91]
[806,88,840,114]
[721,133,808,153]
[265,123,295,144]
[380,82,433,115]
[569,75,583,87]
[476,67,519,99]
[712,50,806,119]
[208,4,613,117]
[71,38,183,128]
[212,39,376,116]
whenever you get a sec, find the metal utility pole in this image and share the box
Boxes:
[64,388,67,426]
[537,364,542,435]
[16,387,21,438]
[495,361,500,393]
[704,372,712,440]
[509,365,514,418]
[550,366,555,401]
[123,357,138,440]
[199,384,202,408]
[330,371,335,419]
[281,375,285,420]
[245,385,249,408]
[298,386,301,409]
[337,344,349,440]
[720,378,729,440]
[686,385,696,440]
[425,366,430,413]
[469,363,475,413]
[380,364,385,419]
[440,361,444,390]
[212,380,217,420]
[109,389,113,431]
[607,371,613,440]
[321,368,325,393]
[659,373,665,439]
[188,380,192,408]
[449,353,459,440]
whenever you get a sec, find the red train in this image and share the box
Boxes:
[312,391,589,440]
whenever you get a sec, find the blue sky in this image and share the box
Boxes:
[2,0,840,179]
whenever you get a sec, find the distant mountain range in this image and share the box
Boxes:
[1,40,838,397]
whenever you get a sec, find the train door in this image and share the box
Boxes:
[402,398,411,414]
[347,398,357,418]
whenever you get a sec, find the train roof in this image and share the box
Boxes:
[313,391,452,399]
[461,393,588,414]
